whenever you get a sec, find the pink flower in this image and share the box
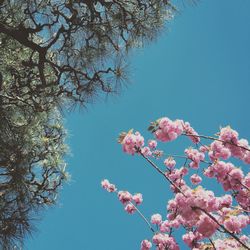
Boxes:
[190,174,202,185]
[204,167,214,178]
[236,189,250,210]
[238,214,249,228]
[167,185,226,230]
[132,193,143,205]
[183,122,200,144]
[185,148,205,169]
[141,239,152,250]
[115,118,250,250]
[209,141,231,161]
[182,231,201,248]
[124,204,136,214]
[244,150,250,164]
[153,234,179,249]
[148,140,157,149]
[180,167,189,176]
[152,233,165,245]
[154,118,183,142]
[118,191,132,204]
[240,235,249,242]
[122,131,144,155]
[101,179,110,189]
[199,145,208,153]
[152,150,164,158]
[228,168,244,190]
[164,157,176,168]
[141,146,152,156]
[218,194,232,208]
[196,214,218,237]
[101,179,117,192]
[151,213,162,225]
[206,161,246,192]
[219,126,238,144]
[214,238,242,249]
[243,172,250,188]
[160,220,170,232]
[224,216,242,233]
[215,127,250,162]
[169,219,181,228]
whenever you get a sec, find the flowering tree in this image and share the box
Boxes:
[102,117,250,250]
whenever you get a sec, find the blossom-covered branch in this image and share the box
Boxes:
[102,116,250,249]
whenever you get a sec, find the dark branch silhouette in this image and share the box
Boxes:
[0,0,175,109]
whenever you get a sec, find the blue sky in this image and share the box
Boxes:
[26,1,250,249]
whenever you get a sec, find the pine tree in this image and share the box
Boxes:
[0,0,175,106]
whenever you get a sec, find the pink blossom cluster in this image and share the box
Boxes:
[141,146,152,156]
[166,185,249,247]
[185,234,250,250]
[190,174,202,185]
[204,161,250,210]
[218,126,250,164]
[139,140,161,157]
[164,157,176,169]
[118,190,133,204]
[209,140,231,161]
[148,140,157,149]
[212,237,248,250]
[154,117,183,142]
[167,186,229,232]
[104,117,250,250]
[223,213,249,234]
[160,220,171,233]
[219,126,239,144]
[121,131,144,155]
[152,233,179,250]
[101,179,143,214]
[150,214,179,244]
[141,239,152,250]
[182,231,202,248]
[151,213,162,225]
[118,190,143,214]
[140,140,158,157]
[197,236,250,250]
[199,145,208,153]
[141,225,179,250]
[183,121,200,144]
[140,234,180,250]
[140,214,180,249]
[184,148,205,168]
[140,147,165,158]
[204,161,244,191]
[101,179,117,192]
[152,117,200,144]
[235,188,250,212]
[196,213,219,237]
[152,149,164,158]
[165,167,189,192]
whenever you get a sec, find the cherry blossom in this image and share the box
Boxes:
[102,116,250,250]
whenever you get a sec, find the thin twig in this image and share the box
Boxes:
[138,149,186,197]
[129,202,155,233]
[208,238,216,250]
[183,133,250,152]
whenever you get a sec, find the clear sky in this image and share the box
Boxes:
[26,1,250,249]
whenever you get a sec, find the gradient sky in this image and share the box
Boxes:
[26,1,250,249]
